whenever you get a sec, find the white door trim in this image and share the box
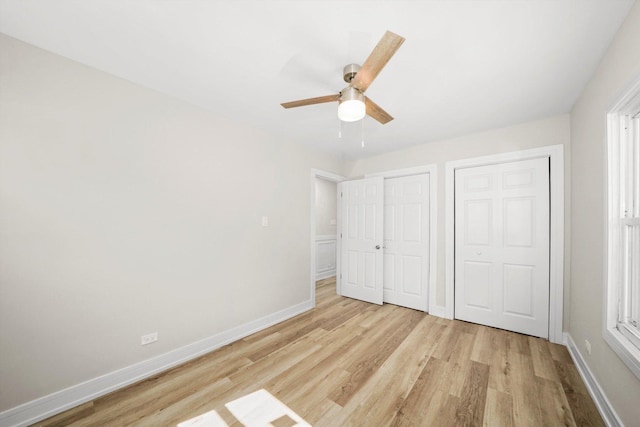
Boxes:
[445,145,564,343]
[310,169,345,306]
[366,164,438,315]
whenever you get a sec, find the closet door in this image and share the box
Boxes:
[454,158,550,338]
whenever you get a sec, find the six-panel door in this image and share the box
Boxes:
[454,158,550,338]
[339,177,384,305]
[383,174,430,311]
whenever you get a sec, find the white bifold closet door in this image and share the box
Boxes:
[454,158,550,338]
[339,177,384,305]
[383,174,430,311]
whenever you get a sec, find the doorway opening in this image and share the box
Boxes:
[310,169,345,307]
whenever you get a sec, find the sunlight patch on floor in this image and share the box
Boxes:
[177,389,310,427]
[177,409,228,427]
[226,389,310,427]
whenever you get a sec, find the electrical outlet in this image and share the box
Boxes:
[585,339,592,355]
[261,216,269,227]
[141,332,158,346]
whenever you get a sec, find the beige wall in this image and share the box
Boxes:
[0,34,343,411]
[346,115,571,315]
[315,178,337,236]
[3,1,640,420]
[569,2,640,425]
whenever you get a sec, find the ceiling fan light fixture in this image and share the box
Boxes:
[338,87,366,122]
[281,31,404,125]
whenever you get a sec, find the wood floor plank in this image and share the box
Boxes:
[536,376,576,426]
[334,315,440,425]
[37,277,604,427]
[454,360,490,426]
[318,299,370,331]
[357,301,399,328]
[554,360,606,427]
[446,331,478,397]
[301,397,343,426]
[483,388,513,427]
[548,340,574,364]
[244,303,344,361]
[284,367,351,424]
[488,329,512,394]
[266,324,364,399]
[423,392,460,426]
[507,350,543,426]
[529,335,560,382]
[313,399,346,427]
[329,308,424,406]
[431,318,462,362]
[127,377,233,427]
[471,325,494,366]
[391,356,448,426]
[508,332,532,356]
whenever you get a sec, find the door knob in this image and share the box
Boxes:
[376,245,381,250]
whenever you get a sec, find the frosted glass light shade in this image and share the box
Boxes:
[338,99,366,122]
[338,87,366,122]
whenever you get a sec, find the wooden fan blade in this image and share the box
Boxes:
[351,31,405,93]
[365,97,393,124]
[281,94,340,109]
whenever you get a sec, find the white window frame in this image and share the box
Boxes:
[604,74,640,380]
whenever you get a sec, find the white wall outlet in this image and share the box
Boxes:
[585,339,592,355]
[141,332,158,346]
[261,216,269,227]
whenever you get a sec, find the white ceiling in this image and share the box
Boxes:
[0,0,635,159]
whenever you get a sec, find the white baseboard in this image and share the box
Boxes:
[564,333,623,427]
[315,270,336,280]
[0,300,314,427]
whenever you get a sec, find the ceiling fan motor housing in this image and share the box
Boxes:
[343,63,361,83]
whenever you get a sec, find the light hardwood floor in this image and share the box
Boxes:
[36,277,604,426]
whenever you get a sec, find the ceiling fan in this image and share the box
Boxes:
[281,31,405,124]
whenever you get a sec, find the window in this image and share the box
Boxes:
[605,75,640,379]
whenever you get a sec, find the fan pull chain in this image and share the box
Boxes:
[338,119,342,139]
[361,117,365,148]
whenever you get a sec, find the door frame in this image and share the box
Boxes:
[310,169,345,307]
[366,164,438,314]
[445,144,565,343]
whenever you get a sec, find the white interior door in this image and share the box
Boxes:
[339,177,384,304]
[383,174,430,311]
[454,157,550,338]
